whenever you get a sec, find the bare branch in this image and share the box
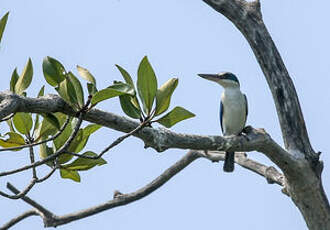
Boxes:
[35,166,58,183]
[3,151,200,227]
[0,210,41,230]
[28,144,37,179]
[202,151,285,186]
[96,121,147,158]
[0,113,14,122]
[0,179,37,199]
[6,183,55,219]
[65,121,148,160]
[3,149,285,228]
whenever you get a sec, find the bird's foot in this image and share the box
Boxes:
[239,126,253,141]
[242,125,253,134]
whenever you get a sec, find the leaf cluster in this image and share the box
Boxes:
[1,12,194,183]
[99,56,195,127]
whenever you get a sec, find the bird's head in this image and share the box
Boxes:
[198,72,240,88]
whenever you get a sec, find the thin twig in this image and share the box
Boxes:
[6,183,55,217]
[4,150,201,227]
[0,209,40,230]
[0,179,37,199]
[0,114,83,177]
[2,150,286,228]
[65,121,147,160]
[27,137,37,179]
[0,116,70,152]
[36,166,58,183]
[97,121,146,159]
[0,113,14,122]
[200,151,285,186]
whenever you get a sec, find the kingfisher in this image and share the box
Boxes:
[198,72,248,172]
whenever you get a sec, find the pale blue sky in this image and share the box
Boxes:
[1,1,329,229]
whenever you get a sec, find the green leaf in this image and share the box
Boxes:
[58,152,75,165]
[87,83,97,95]
[34,115,58,140]
[83,124,102,135]
[56,77,78,109]
[119,95,141,119]
[10,68,19,93]
[33,114,40,137]
[41,113,60,130]
[73,124,101,153]
[77,65,96,85]
[37,86,45,97]
[91,82,134,105]
[55,123,101,164]
[60,168,80,182]
[155,78,178,116]
[63,151,107,171]
[156,106,195,128]
[39,143,55,167]
[42,56,66,86]
[55,79,71,104]
[115,64,134,87]
[39,143,53,159]
[64,123,101,154]
[6,119,15,132]
[50,114,74,164]
[53,119,72,150]
[0,132,25,149]
[0,12,9,45]
[13,112,33,135]
[15,58,33,95]
[109,82,135,95]
[68,72,84,108]
[137,56,157,115]
[67,129,84,153]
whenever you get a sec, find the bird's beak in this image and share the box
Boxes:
[197,74,220,82]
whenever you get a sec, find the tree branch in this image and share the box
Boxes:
[0,210,41,230]
[3,150,284,228]
[0,113,14,122]
[202,0,315,160]
[0,92,295,175]
[204,151,285,186]
[201,1,330,229]
[6,183,55,219]
[0,93,18,120]
[0,179,37,199]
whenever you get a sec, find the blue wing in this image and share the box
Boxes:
[244,94,248,123]
[219,100,224,133]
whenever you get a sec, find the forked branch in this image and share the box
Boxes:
[2,150,283,228]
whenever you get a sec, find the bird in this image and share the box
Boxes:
[198,72,248,172]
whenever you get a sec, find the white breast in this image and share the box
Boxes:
[221,88,247,136]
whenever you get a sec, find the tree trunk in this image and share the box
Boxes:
[202,0,330,229]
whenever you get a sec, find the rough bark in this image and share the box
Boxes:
[202,0,330,229]
[0,91,293,170]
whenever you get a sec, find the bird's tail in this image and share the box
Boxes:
[223,152,235,172]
